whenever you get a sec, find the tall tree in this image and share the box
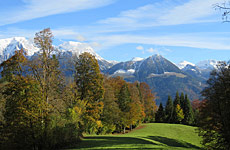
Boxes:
[174,91,181,106]
[75,52,104,133]
[30,28,67,149]
[183,94,194,125]
[100,77,120,134]
[172,91,181,123]
[32,28,63,106]
[139,82,157,122]
[155,103,165,123]
[180,92,185,111]
[165,95,173,123]
[198,62,230,149]
[118,83,131,133]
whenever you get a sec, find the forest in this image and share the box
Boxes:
[0,28,158,149]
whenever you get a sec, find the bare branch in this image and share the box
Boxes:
[214,1,230,22]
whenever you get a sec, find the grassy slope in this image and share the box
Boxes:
[70,123,203,150]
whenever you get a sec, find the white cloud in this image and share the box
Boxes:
[98,0,222,32]
[90,33,230,50]
[136,45,144,50]
[0,0,115,26]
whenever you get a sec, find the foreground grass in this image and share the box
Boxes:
[69,123,203,150]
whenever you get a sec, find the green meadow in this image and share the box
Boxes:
[70,123,203,150]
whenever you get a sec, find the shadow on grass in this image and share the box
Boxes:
[74,136,158,149]
[145,136,202,149]
[71,135,203,150]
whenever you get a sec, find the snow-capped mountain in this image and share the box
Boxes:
[177,61,195,69]
[196,60,219,70]
[0,37,113,70]
[178,60,219,80]
[0,37,39,62]
[131,57,144,62]
[58,41,103,61]
[105,54,203,103]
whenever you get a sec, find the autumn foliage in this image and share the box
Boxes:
[0,29,157,150]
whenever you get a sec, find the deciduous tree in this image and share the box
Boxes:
[75,52,104,133]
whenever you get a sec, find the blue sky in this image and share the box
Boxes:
[0,0,230,64]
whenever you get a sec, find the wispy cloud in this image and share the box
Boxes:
[0,0,115,26]
[98,0,222,32]
[0,0,229,53]
[90,33,230,50]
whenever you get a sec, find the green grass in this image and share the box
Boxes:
[69,123,203,150]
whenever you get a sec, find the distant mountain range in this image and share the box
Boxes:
[0,37,220,104]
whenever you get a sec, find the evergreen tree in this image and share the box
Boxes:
[118,83,132,133]
[155,103,165,123]
[180,92,185,111]
[165,95,173,123]
[75,52,104,134]
[172,91,181,123]
[100,78,120,134]
[174,91,180,106]
[183,94,194,125]
[118,83,131,112]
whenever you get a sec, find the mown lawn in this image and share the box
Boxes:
[69,123,203,150]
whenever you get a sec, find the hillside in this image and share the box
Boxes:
[71,123,203,150]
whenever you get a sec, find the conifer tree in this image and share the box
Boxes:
[180,92,185,111]
[183,94,194,125]
[100,78,120,134]
[75,52,104,133]
[155,103,165,123]
[165,95,173,123]
[174,91,180,106]
[118,83,132,133]
[172,91,181,123]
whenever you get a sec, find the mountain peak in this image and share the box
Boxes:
[58,41,103,60]
[196,60,218,70]
[0,37,39,58]
[131,57,144,62]
[177,61,195,69]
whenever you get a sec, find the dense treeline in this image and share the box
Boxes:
[0,28,157,150]
[155,92,196,126]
